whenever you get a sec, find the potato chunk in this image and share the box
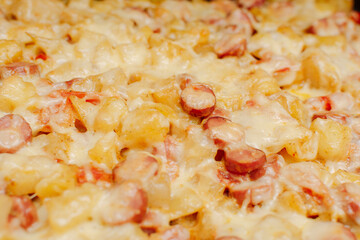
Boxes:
[0,40,22,64]
[121,107,170,147]
[301,49,340,91]
[35,165,77,199]
[2,155,56,196]
[88,132,121,169]
[93,97,127,132]
[44,132,72,162]
[169,187,203,220]
[0,76,37,110]
[310,118,351,161]
[285,132,319,161]
[46,184,101,232]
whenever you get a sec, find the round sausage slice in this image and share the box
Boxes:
[214,33,247,58]
[113,152,159,184]
[203,117,245,148]
[180,84,216,117]
[101,181,147,225]
[0,114,32,153]
[224,146,266,174]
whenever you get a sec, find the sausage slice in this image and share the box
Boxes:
[113,152,159,184]
[214,34,247,58]
[101,181,147,225]
[224,146,266,174]
[0,114,32,153]
[203,116,245,148]
[180,84,216,117]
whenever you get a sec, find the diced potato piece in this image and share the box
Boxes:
[99,68,127,97]
[286,132,319,161]
[310,118,351,161]
[314,35,347,55]
[46,61,92,83]
[198,173,225,200]
[118,42,150,68]
[87,67,127,97]
[127,74,158,101]
[152,82,181,111]
[249,70,280,96]
[146,173,171,210]
[69,96,99,131]
[0,96,13,112]
[144,103,178,122]
[331,169,360,187]
[0,195,13,230]
[6,171,40,196]
[287,99,309,125]
[149,35,192,64]
[277,27,305,53]
[35,165,77,199]
[0,40,22,64]
[169,187,203,220]
[288,89,311,101]
[44,132,72,162]
[2,155,56,195]
[301,49,340,91]
[0,76,37,110]
[272,92,309,125]
[121,107,170,147]
[168,25,209,47]
[139,26,153,41]
[93,97,127,132]
[88,132,121,169]
[276,190,307,216]
[70,77,101,93]
[46,183,101,232]
[183,126,217,167]
[196,209,219,240]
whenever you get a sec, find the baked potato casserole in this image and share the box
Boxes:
[0,0,360,239]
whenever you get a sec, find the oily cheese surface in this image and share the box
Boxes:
[1,0,360,239]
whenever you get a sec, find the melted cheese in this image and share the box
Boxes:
[0,0,360,239]
[232,96,311,153]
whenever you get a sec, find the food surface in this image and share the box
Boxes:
[1,0,360,239]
